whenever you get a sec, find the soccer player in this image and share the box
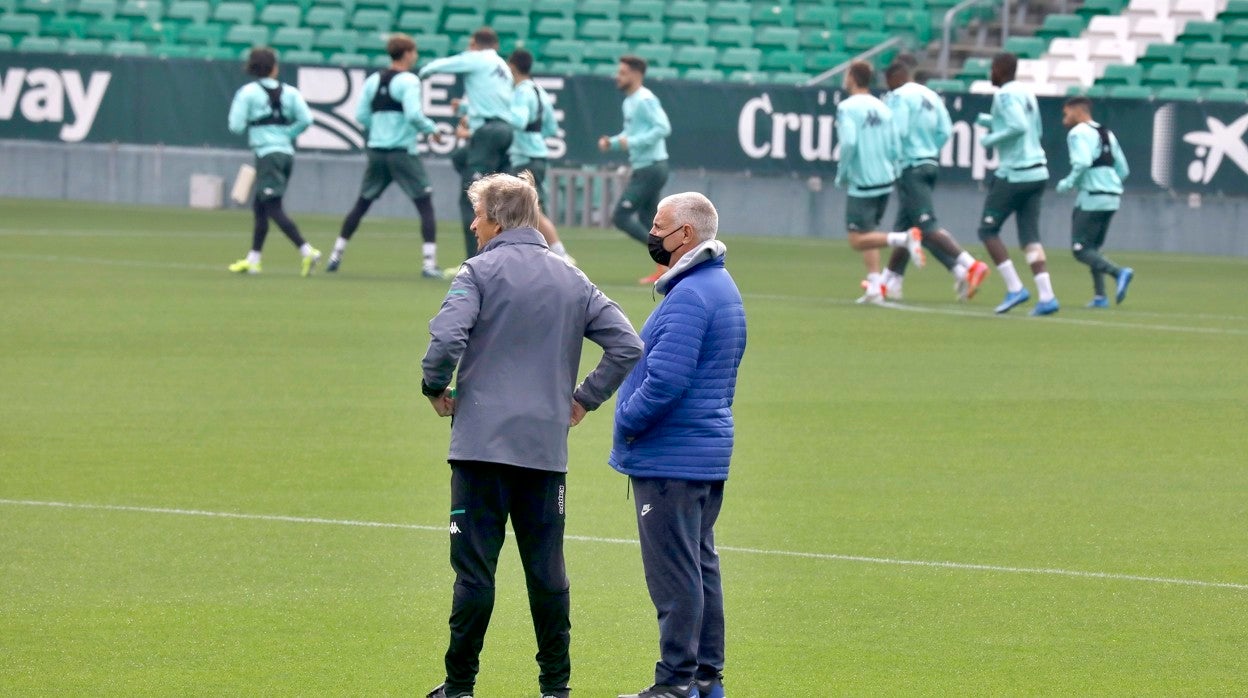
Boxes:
[419,27,515,261]
[975,53,1060,316]
[1057,96,1135,307]
[833,61,924,304]
[226,47,320,276]
[502,48,574,263]
[327,34,442,277]
[598,55,672,285]
[881,61,990,302]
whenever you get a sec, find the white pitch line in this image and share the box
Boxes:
[2,498,1245,592]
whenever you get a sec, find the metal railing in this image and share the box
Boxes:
[804,35,906,87]
[939,0,1011,79]
[547,167,629,229]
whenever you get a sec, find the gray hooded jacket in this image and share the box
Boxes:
[422,227,643,472]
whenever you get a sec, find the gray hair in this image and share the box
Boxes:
[658,191,718,242]
[467,171,539,231]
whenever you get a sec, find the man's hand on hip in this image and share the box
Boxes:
[428,392,456,417]
[569,400,587,426]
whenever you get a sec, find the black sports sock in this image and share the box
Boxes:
[340,197,374,240]
[414,195,436,244]
[263,198,306,248]
[251,197,269,252]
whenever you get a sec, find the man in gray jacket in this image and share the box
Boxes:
[421,171,643,698]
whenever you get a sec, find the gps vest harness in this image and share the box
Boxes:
[371,70,404,113]
[248,83,292,127]
[1091,124,1115,168]
[524,82,544,133]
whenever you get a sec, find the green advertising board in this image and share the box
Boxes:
[3,51,1248,194]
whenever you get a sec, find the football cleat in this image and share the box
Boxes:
[906,227,926,268]
[325,257,341,273]
[638,265,666,285]
[228,259,261,274]
[964,260,990,300]
[856,279,886,305]
[1115,267,1134,304]
[421,267,443,279]
[618,684,699,698]
[994,288,1031,314]
[1030,298,1060,316]
[1086,295,1109,308]
[695,678,725,698]
[300,247,322,277]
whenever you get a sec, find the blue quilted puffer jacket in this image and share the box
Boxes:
[609,242,747,481]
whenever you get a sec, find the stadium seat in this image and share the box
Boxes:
[1107,84,1153,98]
[957,56,992,80]
[489,0,531,17]
[546,60,590,75]
[644,65,679,79]
[1051,59,1095,88]
[707,1,750,25]
[398,0,445,12]
[1076,0,1126,19]
[1191,63,1239,88]
[329,51,370,66]
[750,3,795,27]
[1185,41,1232,65]
[314,27,359,53]
[1087,15,1131,41]
[761,49,804,72]
[666,21,710,45]
[18,36,62,52]
[926,78,967,93]
[397,11,438,32]
[1034,14,1085,42]
[133,20,175,43]
[528,0,573,20]
[682,67,725,81]
[444,0,480,11]
[633,42,673,66]
[1143,63,1192,87]
[1223,20,1248,47]
[671,45,716,70]
[271,25,314,50]
[769,71,812,85]
[85,18,133,40]
[534,17,576,40]
[843,8,885,32]
[412,32,449,57]
[19,0,63,18]
[108,39,149,55]
[0,13,42,37]
[710,24,754,48]
[350,8,394,32]
[719,46,762,72]
[179,23,225,46]
[754,26,799,52]
[1124,0,1169,20]
[62,37,105,53]
[304,6,347,28]
[1099,63,1144,86]
[1234,42,1248,65]
[664,0,707,24]
[1047,37,1091,62]
[795,4,838,30]
[1178,21,1224,45]
[167,1,212,26]
[1131,17,1179,45]
[1223,0,1248,22]
[727,69,769,83]
[622,19,664,42]
[845,29,890,53]
[115,0,162,23]
[258,4,304,28]
[224,24,270,49]
[1137,42,1186,68]
[542,37,586,63]
[1156,85,1202,100]
[589,61,619,76]
[805,50,848,73]
[582,40,628,64]
[800,27,845,52]
[491,14,530,40]
[1171,0,1219,24]
[76,0,119,21]
[42,17,87,39]
[618,0,662,22]
[577,0,621,21]
[1003,36,1047,59]
[213,3,256,25]
[1091,38,1139,64]
[885,9,931,43]
[1205,86,1248,101]
[283,48,326,63]
[580,18,622,41]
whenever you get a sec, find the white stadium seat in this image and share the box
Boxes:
[1016,58,1051,84]
[1051,60,1097,88]
[969,79,997,94]
[1171,0,1221,23]
[1092,38,1141,63]
[1087,15,1132,41]
[1131,16,1179,43]
[1048,37,1092,62]
[1124,0,1171,20]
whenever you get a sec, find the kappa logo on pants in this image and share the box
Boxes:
[449,522,462,535]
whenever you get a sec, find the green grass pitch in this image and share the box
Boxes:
[2,197,1247,695]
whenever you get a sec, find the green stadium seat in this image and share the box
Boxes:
[843,8,885,32]
[224,24,270,49]
[62,37,105,53]
[490,0,532,15]
[727,69,768,83]
[18,0,64,18]
[710,24,754,48]
[1098,63,1143,86]
[18,36,62,52]
[76,0,119,21]
[0,13,42,37]
[666,21,710,46]
[179,23,225,46]
[768,71,812,85]
[577,0,621,21]
[350,8,393,31]
[1156,86,1201,101]
[761,49,804,72]
[329,51,370,65]
[353,0,396,11]
[1179,21,1223,45]
[133,20,176,43]
[1234,43,1248,66]
[398,0,443,10]
[371,53,393,66]
[799,27,844,52]
[304,6,347,28]
[580,18,622,41]
[42,17,87,38]
[534,16,575,40]
[153,43,197,58]
[845,29,889,52]
[1143,63,1192,88]
[1185,42,1232,66]
[644,65,679,79]
[1034,14,1085,42]
[1107,84,1152,99]
[750,3,795,27]
[633,42,673,66]
[719,46,762,72]
[795,4,838,29]
[85,18,133,40]
[531,0,574,20]
[708,1,750,25]
[412,32,449,57]
[115,0,161,23]
[1223,20,1248,47]
[271,25,314,50]
[926,78,967,93]
[213,3,256,25]
[622,19,664,43]
[314,27,359,52]
[1223,0,1248,22]
[107,39,149,55]
[167,0,212,25]
[1002,36,1046,59]
[1204,87,1248,102]
[397,11,438,32]
[582,40,628,64]
[258,4,304,27]
[618,0,661,22]
[542,38,586,63]
[1075,0,1125,19]
[1084,84,1111,97]
[885,8,931,43]
[664,0,707,24]
[805,50,849,73]
[492,13,530,39]
[671,45,717,70]
[197,46,241,60]
[1136,42,1185,68]
[754,26,799,51]
[546,60,590,75]
[589,61,619,76]
[682,67,726,81]
[444,0,479,11]
[1191,64,1239,89]
[282,48,326,63]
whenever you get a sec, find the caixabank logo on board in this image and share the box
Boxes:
[0,67,112,142]
[293,67,566,157]
[1152,103,1248,190]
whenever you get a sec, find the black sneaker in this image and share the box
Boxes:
[541,691,571,698]
[426,683,473,698]
[695,678,725,698]
[617,684,697,698]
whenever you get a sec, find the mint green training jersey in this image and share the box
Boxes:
[356,70,436,153]
[885,81,952,169]
[503,78,558,166]
[1061,120,1129,212]
[227,78,312,157]
[418,49,513,131]
[981,81,1048,183]
[608,86,670,168]
[835,93,899,197]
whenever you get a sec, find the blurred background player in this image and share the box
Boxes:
[226,47,320,276]
[327,34,442,278]
[833,61,924,304]
[1057,96,1135,308]
[976,53,1059,316]
[598,55,672,285]
[419,28,514,262]
[503,48,575,264]
[880,61,990,302]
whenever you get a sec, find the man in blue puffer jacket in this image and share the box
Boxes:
[611,192,747,698]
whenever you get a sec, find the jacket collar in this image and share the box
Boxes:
[479,226,547,254]
[654,240,727,296]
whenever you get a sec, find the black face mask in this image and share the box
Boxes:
[647,226,682,266]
